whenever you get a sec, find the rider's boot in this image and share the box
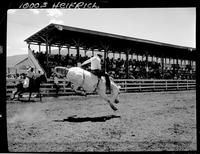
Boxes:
[93,77,100,93]
[105,74,111,94]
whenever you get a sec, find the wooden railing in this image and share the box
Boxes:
[114,79,196,92]
[6,78,196,98]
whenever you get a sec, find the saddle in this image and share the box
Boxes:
[90,69,111,93]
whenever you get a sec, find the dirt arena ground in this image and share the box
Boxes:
[7,90,196,152]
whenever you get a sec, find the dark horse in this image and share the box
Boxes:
[11,74,47,102]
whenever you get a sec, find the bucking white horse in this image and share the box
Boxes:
[54,66,120,111]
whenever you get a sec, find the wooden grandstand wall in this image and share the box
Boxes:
[6,79,196,98]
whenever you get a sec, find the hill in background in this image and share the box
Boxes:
[6,48,77,68]
[7,54,28,68]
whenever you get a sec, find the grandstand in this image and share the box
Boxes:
[24,23,196,79]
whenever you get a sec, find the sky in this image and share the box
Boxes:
[7,8,196,57]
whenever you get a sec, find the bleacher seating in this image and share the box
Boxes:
[30,50,195,80]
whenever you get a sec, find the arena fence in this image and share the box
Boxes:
[6,78,196,98]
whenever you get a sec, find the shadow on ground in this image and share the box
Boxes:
[53,115,121,123]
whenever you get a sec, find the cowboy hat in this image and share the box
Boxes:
[97,53,103,57]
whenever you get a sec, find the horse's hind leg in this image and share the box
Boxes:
[38,91,42,102]
[17,91,23,101]
[28,92,32,102]
[11,90,18,100]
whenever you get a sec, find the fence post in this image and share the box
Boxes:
[139,80,141,92]
[186,80,188,90]
[165,80,167,91]
[125,80,127,92]
[177,80,179,90]
[63,80,66,94]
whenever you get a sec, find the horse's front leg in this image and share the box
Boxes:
[17,90,23,101]
[72,84,86,97]
[110,84,120,104]
[98,89,118,111]
[38,90,42,102]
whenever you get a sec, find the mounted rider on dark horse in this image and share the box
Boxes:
[11,67,47,101]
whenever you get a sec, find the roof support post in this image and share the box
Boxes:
[92,49,94,56]
[49,45,51,55]
[72,39,82,64]
[180,59,183,67]
[84,48,87,56]
[145,51,149,79]
[176,57,179,78]
[58,46,62,62]
[161,54,164,79]
[28,44,31,50]
[76,45,80,62]
[100,42,110,73]
[104,49,107,72]
[45,41,49,76]
[164,57,167,69]
[67,46,70,55]
[156,57,159,63]
[38,44,41,53]
[58,46,61,55]
[176,58,179,65]
[126,49,130,79]
[189,60,192,68]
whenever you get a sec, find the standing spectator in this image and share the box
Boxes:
[53,73,60,97]
[23,67,35,88]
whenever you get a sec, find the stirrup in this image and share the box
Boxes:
[106,87,111,94]
[94,78,100,93]
[93,87,97,93]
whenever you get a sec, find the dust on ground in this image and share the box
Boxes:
[7,90,196,152]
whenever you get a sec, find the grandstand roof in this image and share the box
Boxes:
[25,23,196,60]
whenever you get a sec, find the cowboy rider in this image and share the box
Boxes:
[81,54,111,93]
[23,67,35,88]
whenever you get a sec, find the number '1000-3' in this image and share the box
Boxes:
[19,2,48,9]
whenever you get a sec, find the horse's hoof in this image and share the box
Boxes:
[114,99,119,104]
[111,105,118,111]
[113,107,118,111]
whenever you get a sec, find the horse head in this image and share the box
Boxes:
[34,74,47,86]
[54,66,69,78]
[39,74,47,83]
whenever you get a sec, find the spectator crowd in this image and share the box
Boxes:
[7,50,195,80]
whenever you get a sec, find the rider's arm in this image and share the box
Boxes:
[81,57,95,66]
